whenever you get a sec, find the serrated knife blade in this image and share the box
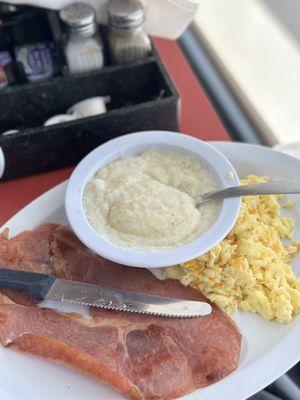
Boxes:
[47,279,212,318]
[0,268,212,318]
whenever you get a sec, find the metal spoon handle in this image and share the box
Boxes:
[197,179,300,205]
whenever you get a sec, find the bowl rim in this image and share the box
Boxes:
[65,131,241,268]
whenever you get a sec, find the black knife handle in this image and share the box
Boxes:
[0,268,55,300]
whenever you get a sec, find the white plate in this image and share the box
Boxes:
[0,142,299,400]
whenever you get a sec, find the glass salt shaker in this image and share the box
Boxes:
[107,0,152,64]
[59,2,104,74]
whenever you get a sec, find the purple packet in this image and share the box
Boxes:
[15,42,55,82]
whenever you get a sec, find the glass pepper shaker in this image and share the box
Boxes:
[59,2,104,74]
[107,0,152,64]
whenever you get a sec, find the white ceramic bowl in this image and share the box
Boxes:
[65,131,241,268]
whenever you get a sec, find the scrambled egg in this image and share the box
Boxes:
[166,175,300,323]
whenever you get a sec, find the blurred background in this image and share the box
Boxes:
[180,0,300,152]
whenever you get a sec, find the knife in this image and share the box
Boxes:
[0,268,212,318]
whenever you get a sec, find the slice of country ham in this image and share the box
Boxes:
[0,224,241,400]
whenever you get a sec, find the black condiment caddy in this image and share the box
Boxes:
[0,5,179,181]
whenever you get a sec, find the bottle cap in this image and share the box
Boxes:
[59,3,97,35]
[108,0,145,29]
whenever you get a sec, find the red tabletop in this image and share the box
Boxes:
[0,39,229,227]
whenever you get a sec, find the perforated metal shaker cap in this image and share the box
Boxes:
[107,0,145,29]
[59,2,97,35]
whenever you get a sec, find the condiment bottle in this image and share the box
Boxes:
[107,0,152,64]
[59,3,104,74]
